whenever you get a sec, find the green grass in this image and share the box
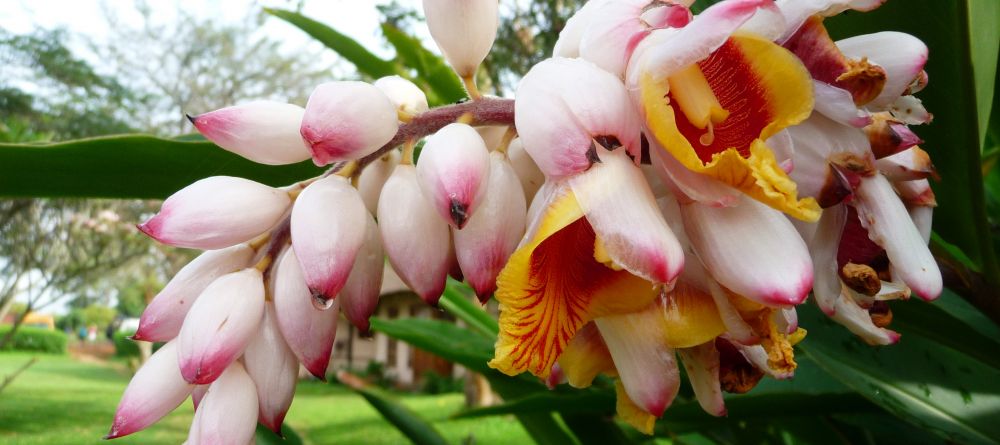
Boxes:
[0,352,529,444]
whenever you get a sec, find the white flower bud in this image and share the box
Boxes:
[416,123,491,229]
[374,75,429,116]
[301,81,399,165]
[422,0,498,78]
[189,101,311,165]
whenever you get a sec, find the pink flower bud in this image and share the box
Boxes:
[301,81,399,166]
[378,164,451,304]
[339,213,384,333]
[290,176,368,300]
[515,57,642,178]
[416,123,491,228]
[106,341,194,439]
[357,150,400,215]
[272,249,340,379]
[243,302,298,435]
[187,362,258,445]
[177,269,265,384]
[137,176,290,250]
[134,244,255,342]
[422,0,498,78]
[454,152,526,300]
[374,75,429,116]
[188,101,311,165]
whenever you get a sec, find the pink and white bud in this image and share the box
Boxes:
[358,150,401,215]
[188,101,311,165]
[290,176,368,300]
[681,194,813,307]
[339,213,384,333]
[378,164,451,304]
[595,304,680,417]
[515,57,642,178]
[134,244,254,342]
[507,139,545,204]
[422,0,498,78]
[176,269,265,384]
[454,152,527,300]
[374,75,429,116]
[187,362,258,445]
[272,249,339,379]
[137,176,290,250]
[300,81,399,166]
[416,123,491,228]
[106,342,193,439]
[243,302,298,435]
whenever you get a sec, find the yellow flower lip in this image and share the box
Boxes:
[640,32,820,222]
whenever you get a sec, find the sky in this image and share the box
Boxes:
[0,0,428,71]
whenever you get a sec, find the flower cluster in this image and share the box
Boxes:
[107,0,941,440]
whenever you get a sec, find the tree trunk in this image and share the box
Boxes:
[0,303,32,349]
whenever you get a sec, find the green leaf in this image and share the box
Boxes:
[255,423,304,445]
[438,280,499,338]
[797,303,1000,445]
[454,389,616,419]
[264,8,398,79]
[380,23,467,105]
[339,375,450,445]
[0,135,324,199]
[827,0,1000,294]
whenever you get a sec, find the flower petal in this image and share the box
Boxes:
[189,101,310,165]
[243,302,297,435]
[188,362,258,445]
[416,123,491,228]
[138,177,290,249]
[787,114,872,206]
[272,250,340,379]
[379,164,451,304]
[854,175,941,300]
[339,212,384,333]
[134,244,254,342]
[291,176,368,300]
[875,147,935,181]
[357,150,401,215]
[552,0,610,58]
[422,0,498,78]
[301,81,399,165]
[557,322,616,388]
[374,75,429,116]
[490,186,659,378]
[515,57,642,178]
[106,341,193,439]
[595,302,680,418]
[810,204,848,315]
[638,32,819,221]
[454,152,527,300]
[508,138,545,204]
[177,269,265,384]
[569,149,684,284]
[578,0,654,77]
[812,81,873,128]
[661,281,727,348]
[648,139,741,208]
[678,342,726,417]
[681,194,813,306]
[829,287,900,345]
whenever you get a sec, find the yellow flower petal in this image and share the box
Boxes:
[490,191,659,378]
[641,32,820,221]
[615,380,656,435]
[662,282,727,349]
[557,322,617,388]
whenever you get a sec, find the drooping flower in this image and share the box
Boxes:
[186,361,259,444]
[105,341,193,439]
[243,302,298,435]
[422,0,498,80]
[416,122,492,228]
[338,212,385,333]
[290,176,368,300]
[272,249,340,379]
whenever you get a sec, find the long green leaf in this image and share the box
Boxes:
[264,8,398,79]
[797,304,1000,445]
[438,280,499,338]
[255,423,304,445]
[338,372,450,445]
[380,23,467,105]
[827,0,1000,296]
[0,135,323,199]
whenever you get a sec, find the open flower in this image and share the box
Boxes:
[628,0,820,221]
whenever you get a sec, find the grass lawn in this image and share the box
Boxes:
[0,352,530,444]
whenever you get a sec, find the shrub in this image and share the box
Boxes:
[420,370,464,395]
[0,326,68,354]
